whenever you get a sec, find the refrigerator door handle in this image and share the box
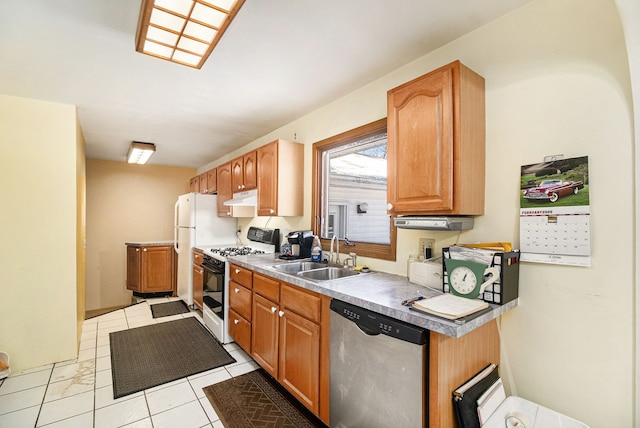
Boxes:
[174,199,181,254]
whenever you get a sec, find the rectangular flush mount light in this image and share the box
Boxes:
[127,142,156,164]
[135,0,245,69]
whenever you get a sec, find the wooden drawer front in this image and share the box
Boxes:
[193,251,203,265]
[229,281,252,320]
[281,284,321,324]
[254,273,280,302]
[230,264,253,288]
[228,308,251,354]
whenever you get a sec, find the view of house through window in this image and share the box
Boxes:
[322,134,389,243]
[312,118,396,261]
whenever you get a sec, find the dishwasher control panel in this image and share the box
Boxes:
[330,299,427,345]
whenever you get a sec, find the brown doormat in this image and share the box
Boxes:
[110,317,235,398]
[150,300,190,318]
[203,369,328,428]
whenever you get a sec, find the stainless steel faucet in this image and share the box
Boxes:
[329,235,340,264]
[343,252,357,268]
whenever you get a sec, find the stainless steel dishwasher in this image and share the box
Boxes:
[330,299,428,428]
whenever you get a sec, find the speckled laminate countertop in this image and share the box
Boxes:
[125,241,174,246]
[228,253,518,338]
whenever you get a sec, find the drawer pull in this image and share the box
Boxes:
[271,307,277,313]
[235,268,240,274]
[234,319,239,325]
[234,288,240,293]
[278,310,284,317]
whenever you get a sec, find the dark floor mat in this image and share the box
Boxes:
[150,300,190,318]
[110,317,235,398]
[203,369,328,428]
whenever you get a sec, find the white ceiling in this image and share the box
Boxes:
[0,0,533,168]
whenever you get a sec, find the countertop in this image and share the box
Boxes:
[125,241,174,247]
[228,253,517,339]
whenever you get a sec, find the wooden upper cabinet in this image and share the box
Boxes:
[387,60,485,216]
[198,168,217,194]
[199,172,209,194]
[217,162,233,216]
[189,176,200,193]
[231,151,257,192]
[206,168,217,193]
[257,139,304,217]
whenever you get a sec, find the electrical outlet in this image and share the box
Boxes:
[419,238,435,259]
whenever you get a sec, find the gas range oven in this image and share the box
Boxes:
[201,227,279,343]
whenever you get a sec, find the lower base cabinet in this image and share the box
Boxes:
[247,273,329,424]
[126,244,176,294]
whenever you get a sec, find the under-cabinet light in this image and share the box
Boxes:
[135,0,245,69]
[127,142,156,164]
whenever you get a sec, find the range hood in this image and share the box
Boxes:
[393,216,474,231]
[223,189,257,206]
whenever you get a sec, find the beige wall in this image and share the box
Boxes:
[85,159,194,311]
[201,0,632,425]
[75,112,86,347]
[0,94,83,372]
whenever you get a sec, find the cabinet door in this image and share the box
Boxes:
[192,264,203,310]
[387,63,455,214]
[243,150,257,190]
[229,307,251,354]
[217,162,232,216]
[199,173,208,194]
[252,294,279,377]
[126,246,141,291]
[278,307,320,414]
[140,246,174,292]
[206,168,217,193]
[257,141,278,216]
[189,176,200,193]
[231,156,244,192]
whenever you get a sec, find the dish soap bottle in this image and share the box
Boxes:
[311,236,322,262]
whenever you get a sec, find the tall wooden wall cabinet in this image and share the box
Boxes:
[387,60,485,216]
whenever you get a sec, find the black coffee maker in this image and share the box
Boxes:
[279,230,314,260]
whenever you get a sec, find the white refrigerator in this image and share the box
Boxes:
[174,193,237,306]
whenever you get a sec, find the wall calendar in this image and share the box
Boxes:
[519,156,591,266]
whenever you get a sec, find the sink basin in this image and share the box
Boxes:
[271,261,327,274]
[297,267,360,281]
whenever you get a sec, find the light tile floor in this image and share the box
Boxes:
[0,297,259,428]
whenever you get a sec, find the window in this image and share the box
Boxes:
[312,118,396,261]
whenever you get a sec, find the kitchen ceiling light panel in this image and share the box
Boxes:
[127,142,156,164]
[135,0,245,69]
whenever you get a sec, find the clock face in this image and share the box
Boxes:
[449,265,478,295]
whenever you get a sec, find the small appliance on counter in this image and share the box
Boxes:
[279,230,314,260]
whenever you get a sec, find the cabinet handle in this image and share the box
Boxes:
[270,209,275,214]
[234,319,239,325]
[234,288,239,293]
[271,307,277,313]
[235,268,240,274]
[278,310,284,317]
[136,248,140,252]
[386,203,393,210]
[143,248,147,252]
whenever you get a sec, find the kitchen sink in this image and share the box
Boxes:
[297,267,360,281]
[271,261,327,274]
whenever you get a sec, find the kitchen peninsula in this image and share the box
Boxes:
[227,252,517,428]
